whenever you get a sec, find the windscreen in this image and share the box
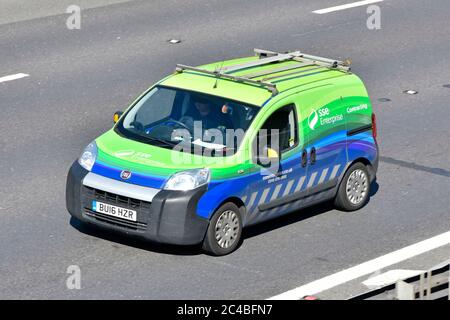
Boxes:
[116,86,260,156]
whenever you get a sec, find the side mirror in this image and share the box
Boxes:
[257,146,280,168]
[113,111,124,124]
[266,147,279,160]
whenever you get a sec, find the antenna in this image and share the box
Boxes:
[213,60,225,89]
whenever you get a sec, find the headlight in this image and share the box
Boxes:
[78,142,97,171]
[163,168,210,191]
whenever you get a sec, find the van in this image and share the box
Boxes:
[66,48,379,255]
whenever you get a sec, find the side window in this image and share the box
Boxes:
[259,104,298,154]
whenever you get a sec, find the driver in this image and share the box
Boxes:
[181,95,231,131]
[193,96,226,130]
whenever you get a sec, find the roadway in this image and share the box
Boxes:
[1,0,449,299]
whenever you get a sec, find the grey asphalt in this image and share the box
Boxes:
[0,0,449,299]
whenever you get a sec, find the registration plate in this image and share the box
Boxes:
[92,200,137,222]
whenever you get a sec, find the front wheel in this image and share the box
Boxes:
[334,162,370,211]
[202,202,243,256]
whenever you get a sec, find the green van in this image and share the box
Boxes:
[66,49,378,255]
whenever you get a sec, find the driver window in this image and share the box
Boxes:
[257,104,298,155]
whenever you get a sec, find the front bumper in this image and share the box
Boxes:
[66,161,209,245]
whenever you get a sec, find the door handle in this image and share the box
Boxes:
[310,147,316,165]
[301,149,308,167]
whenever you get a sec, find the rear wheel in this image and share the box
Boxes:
[202,202,242,256]
[334,162,370,211]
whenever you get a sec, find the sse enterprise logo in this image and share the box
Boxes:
[308,107,343,130]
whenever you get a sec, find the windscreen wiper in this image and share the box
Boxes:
[147,136,178,147]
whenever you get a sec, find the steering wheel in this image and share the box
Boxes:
[153,118,191,132]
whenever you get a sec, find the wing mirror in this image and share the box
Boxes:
[113,111,124,124]
[257,146,280,168]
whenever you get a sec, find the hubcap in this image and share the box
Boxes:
[215,210,240,249]
[346,169,368,205]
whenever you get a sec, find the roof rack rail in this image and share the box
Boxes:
[175,64,279,96]
[174,49,351,97]
[254,48,351,72]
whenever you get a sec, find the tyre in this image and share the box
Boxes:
[202,202,243,256]
[334,162,370,211]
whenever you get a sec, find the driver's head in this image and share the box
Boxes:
[194,96,212,117]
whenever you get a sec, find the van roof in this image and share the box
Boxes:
[160,49,353,106]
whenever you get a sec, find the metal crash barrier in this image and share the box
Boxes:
[350,263,450,300]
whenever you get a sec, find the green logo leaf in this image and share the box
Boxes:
[308,110,318,130]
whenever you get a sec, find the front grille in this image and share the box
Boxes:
[82,186,151,232]
[84,186,151,211]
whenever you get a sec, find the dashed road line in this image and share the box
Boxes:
[313,0,384,14]
[0,73,29,83]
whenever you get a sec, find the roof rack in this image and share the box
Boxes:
[174,48,351,97]
[253,49,351,72]
[175,64,279,96]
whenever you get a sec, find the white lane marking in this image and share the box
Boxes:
[313,0,383,14]
[362,269,425,289]
[268,231,450,300]
[0,73,29,83]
